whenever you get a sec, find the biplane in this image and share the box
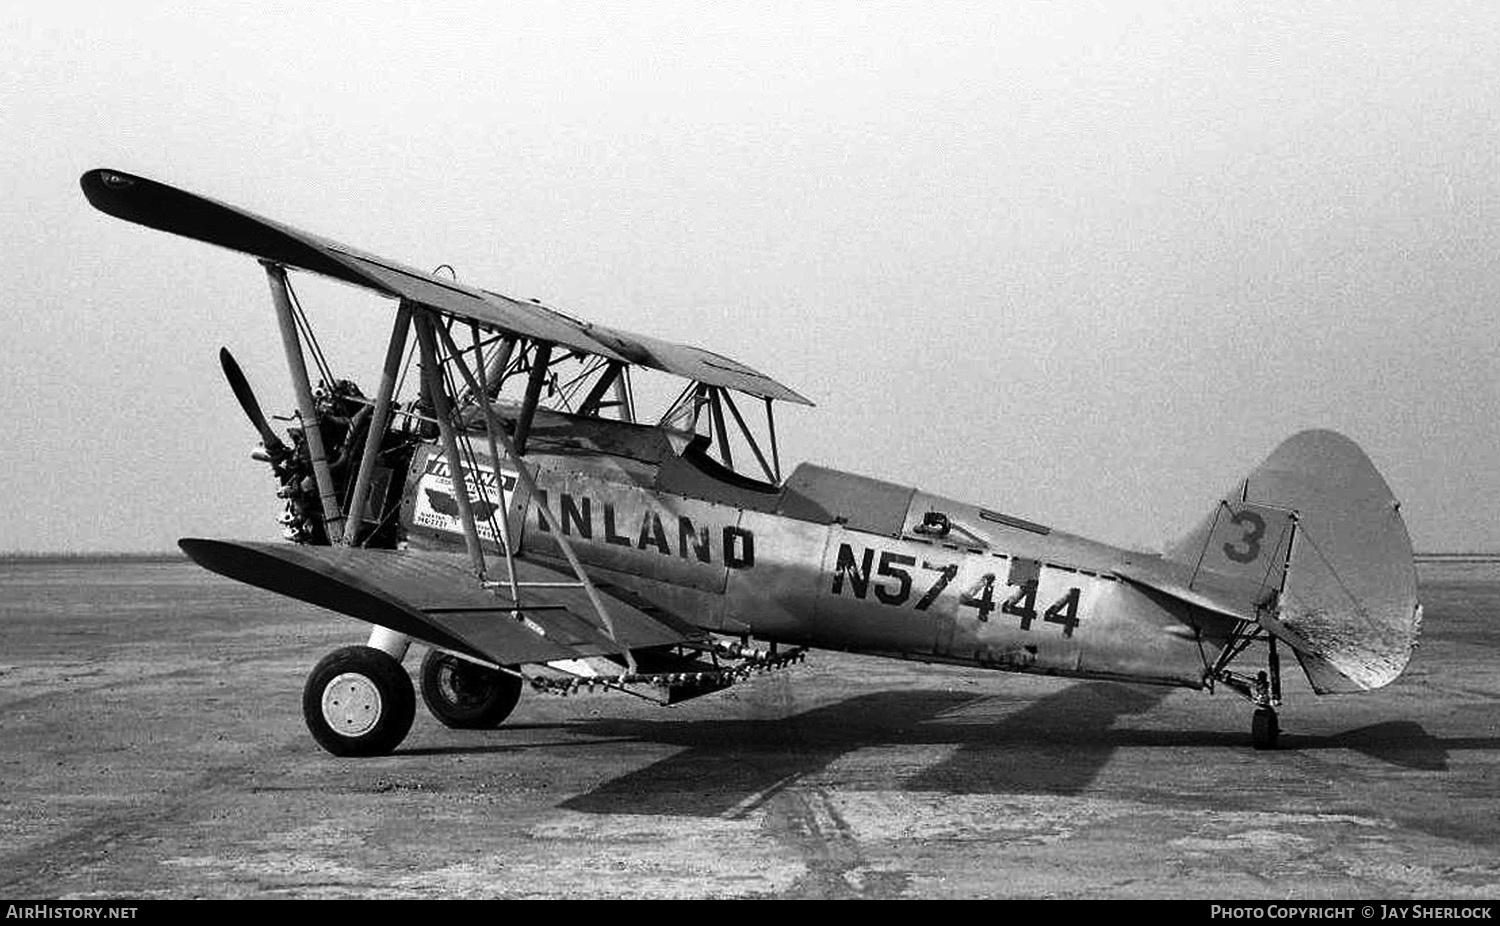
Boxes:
[81,168,1423,756]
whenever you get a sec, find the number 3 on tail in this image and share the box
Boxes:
[1223,509,1267,564]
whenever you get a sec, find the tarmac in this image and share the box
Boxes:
[1,555,1496,899]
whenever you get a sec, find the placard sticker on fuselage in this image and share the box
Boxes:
[412,455,517,544]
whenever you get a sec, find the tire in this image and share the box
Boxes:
[303,645,415,757]
[420,650,522,729]
[1252,707,1280,751]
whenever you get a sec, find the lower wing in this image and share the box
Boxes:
[178,538,707,667]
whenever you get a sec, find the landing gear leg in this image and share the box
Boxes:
[367,625,412,661]
[1210,626,1286,751]
[1250,666,1280,750]
[1252,705,1280,750]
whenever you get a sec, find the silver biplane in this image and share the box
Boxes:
[82,168,1423,756]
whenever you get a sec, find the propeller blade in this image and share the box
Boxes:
[219,347,287,454]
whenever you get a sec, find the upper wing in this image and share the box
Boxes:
[179,538,707,666]
[80,168,811,405]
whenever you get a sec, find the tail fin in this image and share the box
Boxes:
[1166,430,1421,693]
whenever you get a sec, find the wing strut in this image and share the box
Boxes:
[466,319,521,608]
[576,362,633,420]
[658,382,782,482]
[343,299,413,546]
[766,396,781,482]
[513,342,552,454]
[264,262,344,543]
[708,387,734,470]
[420,310,639,673]
[719,387,778,483]
[412,310,489,577]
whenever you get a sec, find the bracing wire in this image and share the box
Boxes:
[659,381,696,427]
[284,275,335,387]
[439,357,506,555]
[558,356,607,399]
[394,335,418,406]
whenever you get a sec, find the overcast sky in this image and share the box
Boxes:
[3,1,1497,553]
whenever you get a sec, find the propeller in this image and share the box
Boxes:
[219,347,288,456]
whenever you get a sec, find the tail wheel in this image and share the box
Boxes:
[1252,707,1281,750]
[303,645,415,757]
[420,650,522,729]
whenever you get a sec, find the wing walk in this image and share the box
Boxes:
[179,539,705,666]
[81,168,810,405]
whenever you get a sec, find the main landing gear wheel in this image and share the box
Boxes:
[303,645,415,757]
[1252,707,1281,751]
[419,650,522,729]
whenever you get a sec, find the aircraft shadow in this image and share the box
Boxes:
[559,681,1173,816]
[400,685,1492,816]
[1283,720,1498,771]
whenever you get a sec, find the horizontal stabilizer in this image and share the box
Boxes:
[1113,558,1264,624]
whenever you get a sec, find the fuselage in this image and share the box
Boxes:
[396,411,1233,689]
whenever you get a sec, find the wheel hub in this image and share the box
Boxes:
[439,663,489,708]
[322,671,383,736]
